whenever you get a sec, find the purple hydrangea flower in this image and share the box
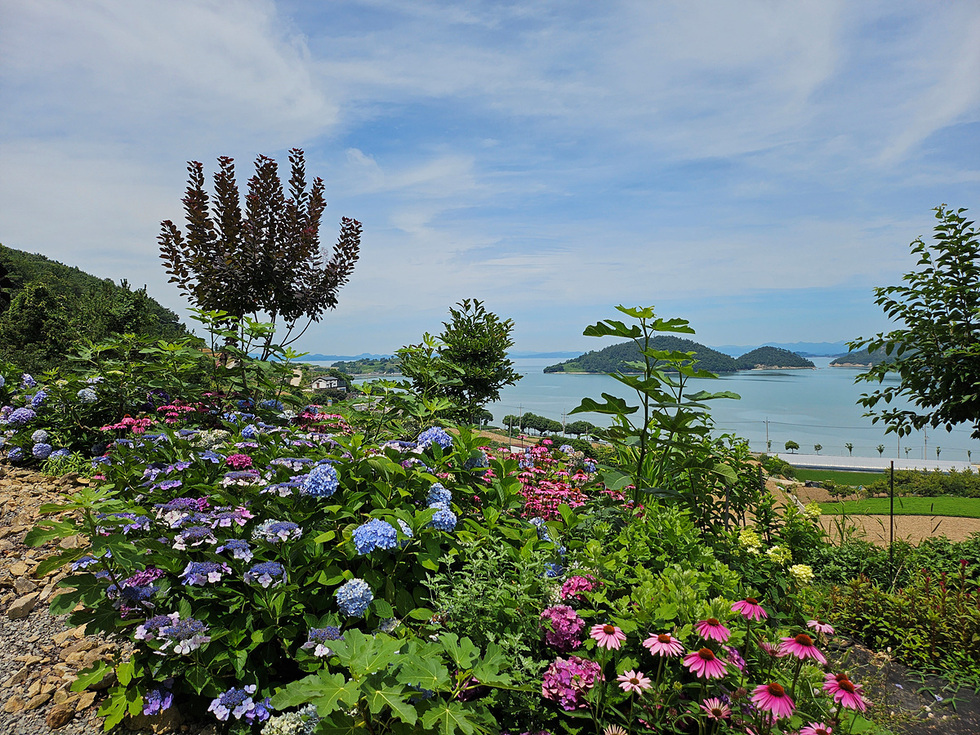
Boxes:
[252,520,303,543]
[180,561,230,586]
[31,429,49,443]
[6,407,36,426]
[209,506,253,528]
[159,616,211,654]
[31,390,48,408]
[302,626,344,657]
[21,373,36,388]
[173,525,218,550]
[244,561,286,588]
[207,685,271,724]
[216,538,253,562]
[32,443,53,460]
[142,681,174,716]
[198,449,225,464]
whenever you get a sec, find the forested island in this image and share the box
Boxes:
[829,348,892,367]
[544,338,814,374]
[329,356,401,374]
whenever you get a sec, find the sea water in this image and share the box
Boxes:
[486,357,980,461]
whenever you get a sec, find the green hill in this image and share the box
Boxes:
[544,337,738,374]
[735,346,815,370]
[829,348,893,367]
[0,244,186,372]
[330,356,401,374]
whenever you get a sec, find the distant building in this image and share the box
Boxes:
[310,376,344,392]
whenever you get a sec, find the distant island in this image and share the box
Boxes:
[829,348,892,367]
[543,339,814,374]
[330,356,401,374]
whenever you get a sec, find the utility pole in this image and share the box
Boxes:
[518,405,524,449]
[562,412,567,436]
[924,426,927,460]
[765,418,770,453]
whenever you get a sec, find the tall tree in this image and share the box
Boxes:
[851,206,980,438]
[158,149,361,358]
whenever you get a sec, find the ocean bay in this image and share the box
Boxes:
[486,357,980,461]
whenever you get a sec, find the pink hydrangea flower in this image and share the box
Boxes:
[539,605,586,652]
[560,575,597,601]
[541,656,602,710]
[751,682,795,720]
[226,453,253,469]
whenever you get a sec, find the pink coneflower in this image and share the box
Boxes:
[700,697,732,721]
[643,632,685,658]
[603,726,627,735]
[823,672,849,696]
[758,641,780,658]
[751,682,795,720]
[682,648,727,679]
[833,678,868,712]
[617,670,652,694]
[731,598,768,622]
[779,633,827,665]
[800,723,833,735]
[590,623,626,650]
[695,618,731,643]
[807,619,835,636]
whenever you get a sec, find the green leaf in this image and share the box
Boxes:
[366,685,418,725]
[471,642,510,686]
[115,660,134,687]
[582,319,642,339]
[396,656,451,692]
[439,633,478,669]
[420,701,485,735]
[570,393,638,416]
[372,598,394,619]
[70,661,109,692]
[271,672,358,715]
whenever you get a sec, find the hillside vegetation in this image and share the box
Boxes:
[330,356,401,374]
[829,348,893,366]
[544,336,739,373]
[735,346,814,370]
[0,244,185,372]
[545,338,814,374]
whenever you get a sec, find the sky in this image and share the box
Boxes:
[2,0,979,356]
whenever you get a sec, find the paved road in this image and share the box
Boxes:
[774,453,977,473]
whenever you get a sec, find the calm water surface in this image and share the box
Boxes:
[485,358,980,461]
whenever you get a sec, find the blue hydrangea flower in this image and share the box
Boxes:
[559,444,574,454]
[240,424,259,439]
[428,508,457,533]
[336,578,373,617]
[31,390,48,408]
[583,461,597,473]
[216,538,254,561]
[21,373,36,388]
[32,443,53,460]
[207,685,271,724]
[397,519,413,548]
[244,561,286,588]
[530,517,553,542]
[31,429,49,443]
[6,407,36,426]
[463,451,489,476]
[159,616,211,654]
[258,399,284,411]
[252,520,303,543]
[417,427,453,450]
[302,626,344,657]
[302,463,339,498]
[544,562,564,578]
[50,448,70,459]
[352,519,398,555]
[0,375,4,387]
[426,483,452,509]
[180,561,230,585]
[199,449,225,464]
[76,388,97,404]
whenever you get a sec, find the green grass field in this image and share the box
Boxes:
[792,468,885,486]
[818,496,980,519]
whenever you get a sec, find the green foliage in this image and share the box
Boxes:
[399,300,521,424]
[544,335,738,374]
[0,244,185,372]
[828,566,980,684]
[819,496,980,518]
[860,467,980,498]
[735,346,814,370]
[158,149,361,359]
[331,356,401,374]
[784,440,800,453]
[851,205,980,439]
[761,454,796,479]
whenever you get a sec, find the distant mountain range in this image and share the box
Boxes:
[709,341,850,357]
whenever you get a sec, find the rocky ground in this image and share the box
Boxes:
[2,465,978,734]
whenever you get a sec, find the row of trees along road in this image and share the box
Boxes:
[501,413,598,438]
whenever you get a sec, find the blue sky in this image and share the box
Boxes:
[2,1,978,355]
